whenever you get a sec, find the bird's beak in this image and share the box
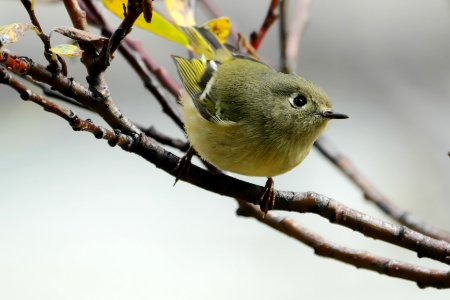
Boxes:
[322,110,349,119]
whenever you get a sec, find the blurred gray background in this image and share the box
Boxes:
[1,0,450,299]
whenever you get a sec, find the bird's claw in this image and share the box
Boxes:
[173,147,195,186]
[257,177,275,218]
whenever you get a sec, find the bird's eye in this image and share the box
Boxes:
[289,93,308,108]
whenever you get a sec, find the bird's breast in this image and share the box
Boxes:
[182,93,314,177]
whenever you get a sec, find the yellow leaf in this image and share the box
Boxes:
[49,44,83,57]
[101,0,189,47]
[201,17,230,44]
[0,23,36,46]
[165,0,196,26]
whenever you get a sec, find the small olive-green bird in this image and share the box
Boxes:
[173,28,347,211]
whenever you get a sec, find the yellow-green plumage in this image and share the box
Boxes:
[173,28,346,179]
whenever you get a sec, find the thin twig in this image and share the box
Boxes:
[250,0,281,50]
[114,34,184,129]
[20,0,60,71]
[100,0,143,68]
[139,125,189,151]
[277,191,450,265]
[0,68,137,150]
[62,0,89,30]
[24,76,88,109]
[237,201,450,289]
[279,0,289,72]
[314,137,450,242]
[0,50,138,134]
[80,0,182,98]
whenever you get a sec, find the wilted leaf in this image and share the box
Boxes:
[201,17,230,44]
[165,0,196,26]
[0,23,36,47]
[101,0,189,47]
[51,26,108,47]
[49,44,83,57]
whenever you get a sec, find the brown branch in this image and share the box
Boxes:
[25,72,185,153]
[79,0,184,132]
[80,0,182,98]
[279,0,289,73]
[24,76,88,109]
[0,50,138,134]
[276,191,450,265]
[139,125,189,152]
[122,37,182,98]
[115,36,184,129]
[314,136,450,243]
[20,0,60,72]
[250,0,280,50]
[100,0,143,68]
[0,68,137,149]
[237,201,450,289]
[62,0,89,30]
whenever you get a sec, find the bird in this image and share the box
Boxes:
[173,27,348,213]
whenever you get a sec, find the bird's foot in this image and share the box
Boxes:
[257,177,275,218]
[173,147,195,186]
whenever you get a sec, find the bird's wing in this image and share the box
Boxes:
[173,55,221,121]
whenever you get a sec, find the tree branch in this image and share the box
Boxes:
[20,0,60,71]
[250,0,280,50]
[0,68,137,149]
[0,50,138,134]
[314,137,450,243]
[62,0,89,31]
[237,201,450,289]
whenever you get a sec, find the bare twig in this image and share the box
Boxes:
[20,0,60,71]
[314,137,450,243]
[139,125,189,151]
[79,0,184,132]
[24,76,88,109]
[250,0,281,50]
[123,37,182,98]
[80,0,182,98]
[100,0,143,67]
[275,191,450,265]
[279,0,289,72]
[0,68,136,149]
[0,50,138,134]
[284,0,312,72]
[237,201,450,289]
[62,0,89,30]
[115,36,184,129]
